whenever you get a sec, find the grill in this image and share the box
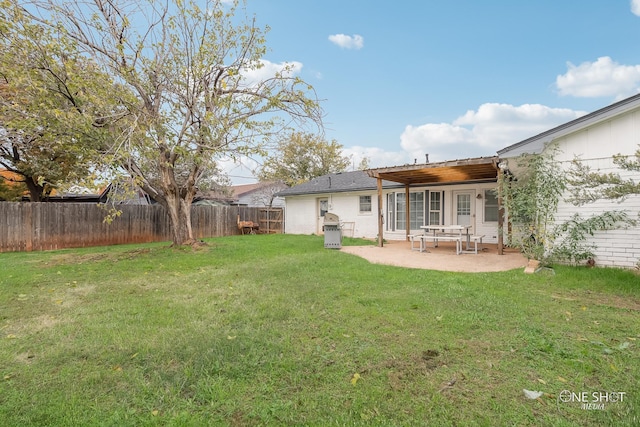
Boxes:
[323,212,342,249]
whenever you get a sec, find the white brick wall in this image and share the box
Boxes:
[548,112,640,268]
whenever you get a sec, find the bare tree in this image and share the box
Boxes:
[249,182,288,207]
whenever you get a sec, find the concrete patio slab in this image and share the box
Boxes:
[340,240,528,273]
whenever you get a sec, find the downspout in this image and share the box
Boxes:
[377,177,384,247]
[498,191,505,256]
[497,161,505,255]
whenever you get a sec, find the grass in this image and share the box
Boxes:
[1,234,639,426]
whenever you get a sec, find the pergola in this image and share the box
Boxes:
[367,156,505,255]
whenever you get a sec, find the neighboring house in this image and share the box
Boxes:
[232,181,287,208]
[196,182,287,207]
[498,93,640,268]
[37,184,153,204]
[276,161,502,242]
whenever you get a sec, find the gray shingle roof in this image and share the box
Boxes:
[275,170,402,197]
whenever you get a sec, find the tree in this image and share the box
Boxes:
[499,149,566,263]
[249,182,288,207]
[500,146,637,266]
[567,146,640,204]
[554,146,639,265]
[0,172,27,201]
[257,132,349,186]
[22,0,323,245]
[0,2,120,201]
[356,156,371,171]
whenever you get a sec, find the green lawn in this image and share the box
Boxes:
[1,234,639,426]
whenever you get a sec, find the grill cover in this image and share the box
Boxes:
[324,212,340,225]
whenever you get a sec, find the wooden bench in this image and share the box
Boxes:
[409,234,426,252]
[423,234,462,254]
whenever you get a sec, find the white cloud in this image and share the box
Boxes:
[400,123,475,163]
[328,34,364,50]
[224,103,586,182]
[556,56,640,99]
[398,103,585,163]
[632,0,640,16]
[342,146,408,169]
[241,59,303,87]
[218,156,260,185]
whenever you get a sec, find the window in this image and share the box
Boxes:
[319,198,328,217]
[428,191,442,225]
[359,195,372,213]
[396,193,406,229]
[386,193,395,231]
[395,192,424,230]
[484,189,499,222]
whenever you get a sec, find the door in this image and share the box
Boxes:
[317,198,328,234]
[454,191,475,230]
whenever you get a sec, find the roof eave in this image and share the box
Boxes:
[499,93,640,157]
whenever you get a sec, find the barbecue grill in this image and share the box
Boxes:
[323,212,342,249]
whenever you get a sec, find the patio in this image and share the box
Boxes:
[340,240,528,273]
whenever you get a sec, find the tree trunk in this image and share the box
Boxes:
[24,176,45,202]
[164,194,196,246]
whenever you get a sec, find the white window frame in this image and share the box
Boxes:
[386,193,395,231]
[428,191,443,226]
[359,195,372,214]
[395,191,425,230]
[483,189,499,223]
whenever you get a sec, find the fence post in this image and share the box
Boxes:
[25,203,33,252]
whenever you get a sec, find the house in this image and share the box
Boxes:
[498,93,640,268]
[195,181,287,207]
[276,170,400,237]
[278,93,640,268]
[277,159,502,243]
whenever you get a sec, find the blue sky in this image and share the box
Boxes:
[224,0,640,183]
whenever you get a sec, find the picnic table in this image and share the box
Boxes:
[409,225,481,255]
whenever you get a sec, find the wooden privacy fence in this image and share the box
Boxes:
[0,202,283,252]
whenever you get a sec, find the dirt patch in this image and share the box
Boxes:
[4,313,60,338]
[359,348,451,392]
[47,253,110,265]
[340,241,528,272]
[47,248,152,266]
[15,352,36,364]
[362,349,446,377]
[552,291,640,311]
[33,314,60,331]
